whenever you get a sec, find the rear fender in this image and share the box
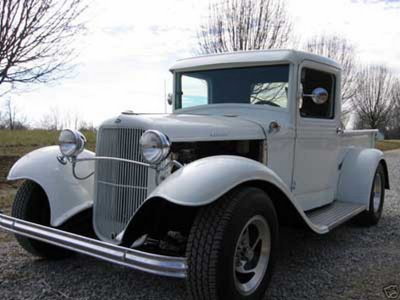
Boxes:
[337,148,389,209]
[7,146,94,227]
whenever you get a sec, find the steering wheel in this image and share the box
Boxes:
[253,100,280,107]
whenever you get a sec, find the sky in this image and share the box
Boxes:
[5,0,400,127]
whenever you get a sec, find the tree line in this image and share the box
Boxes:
[198,0,400,137]
[0,98,95,131]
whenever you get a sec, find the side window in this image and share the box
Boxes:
[181,75,208,108]
[300,68,335,119]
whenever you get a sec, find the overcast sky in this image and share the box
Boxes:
[7,0,400,127]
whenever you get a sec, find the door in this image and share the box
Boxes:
[293,62,341,211]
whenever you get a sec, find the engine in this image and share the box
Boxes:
[171,140,263,166]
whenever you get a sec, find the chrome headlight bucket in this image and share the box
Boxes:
[59,129,86,158]
[140,130,171,165]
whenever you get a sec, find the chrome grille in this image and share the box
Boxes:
[94,127,148,241]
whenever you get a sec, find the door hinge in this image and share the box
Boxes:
[291,180,296,191]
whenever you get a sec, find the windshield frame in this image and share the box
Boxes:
[173,64,292,111]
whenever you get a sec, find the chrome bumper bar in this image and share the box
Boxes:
[0,213,187,278]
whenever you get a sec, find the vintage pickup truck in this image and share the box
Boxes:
[0,50,389,300]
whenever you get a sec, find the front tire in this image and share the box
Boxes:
[186,187,279,300]
[11,180,73,259]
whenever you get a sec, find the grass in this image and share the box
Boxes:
[0,129,96,156]
[0,129,96,214]
[0,186,16,214]
[376,140,400,152]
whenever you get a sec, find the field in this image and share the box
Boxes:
[376,139,400,151]
[0,129,96,157]
[0,130,96,188]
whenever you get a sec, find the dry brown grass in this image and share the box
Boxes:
[0,129,96,156]
[376,140,400,152]
[0,185,17,213]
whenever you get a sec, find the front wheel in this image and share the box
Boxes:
[11,180,74,259]
[186,187,279,300]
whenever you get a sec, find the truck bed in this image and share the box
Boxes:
[341,129,378,149]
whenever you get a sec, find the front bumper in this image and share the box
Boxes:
[0,213,187,278]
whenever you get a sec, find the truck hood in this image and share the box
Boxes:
[100,113,266,142]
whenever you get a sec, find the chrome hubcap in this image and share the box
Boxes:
[233,215,271,296]
[373,172,382,213]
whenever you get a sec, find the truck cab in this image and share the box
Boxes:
[170,50,376,211]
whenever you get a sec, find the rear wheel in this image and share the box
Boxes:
[355,163,385,226]
[186,187,279,300]
[11,180,73,259]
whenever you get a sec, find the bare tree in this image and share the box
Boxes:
[353,65,395,131]
[386,79,400,138]
[62,110,82,129]
[39,106,84,130]
[393,79,400,109]
[197,0,292,54]
[39,106,63,130]
[1,98,27,129]
[0,108,4,128]
[0,0,86,93]
[3,98,17,129]
[78,120,95,131]
[305,35,358,116]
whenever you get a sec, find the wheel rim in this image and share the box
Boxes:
[233,215,271,296]
[373,172,382,213]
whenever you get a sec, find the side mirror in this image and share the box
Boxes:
[303,87,329,105]
[167,93,173,105]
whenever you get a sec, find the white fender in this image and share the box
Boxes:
[7,146,94,227]
[337,148,387,208]
[147,155,328,233]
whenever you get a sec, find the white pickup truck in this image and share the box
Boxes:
[0,50,389,300]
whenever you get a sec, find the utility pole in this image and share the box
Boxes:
[164,79,167,113]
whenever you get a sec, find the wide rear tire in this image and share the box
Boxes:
[11,180,73,259]
[354,163,385,226]
[186,186,279,300]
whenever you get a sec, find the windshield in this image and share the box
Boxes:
[175,65,289,110]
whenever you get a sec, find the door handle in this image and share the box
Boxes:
[268,121,281,134]
[336,127,344,135]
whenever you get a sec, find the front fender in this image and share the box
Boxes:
[7,146,94,227]
[147,155,292,207]
[145,155,330,234]
[337,148,388,209]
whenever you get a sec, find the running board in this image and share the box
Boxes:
[0,213,187,278]
[305,201,366,231]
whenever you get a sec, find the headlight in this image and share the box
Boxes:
[140,130,171,164]
[59,129,86,157]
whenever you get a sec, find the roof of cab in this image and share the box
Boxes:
[170,49,341,72]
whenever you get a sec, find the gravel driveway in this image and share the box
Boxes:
[1,150,399,300]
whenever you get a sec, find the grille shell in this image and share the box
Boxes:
[94,127,149,242]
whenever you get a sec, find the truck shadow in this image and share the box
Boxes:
[266,221,399,300]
